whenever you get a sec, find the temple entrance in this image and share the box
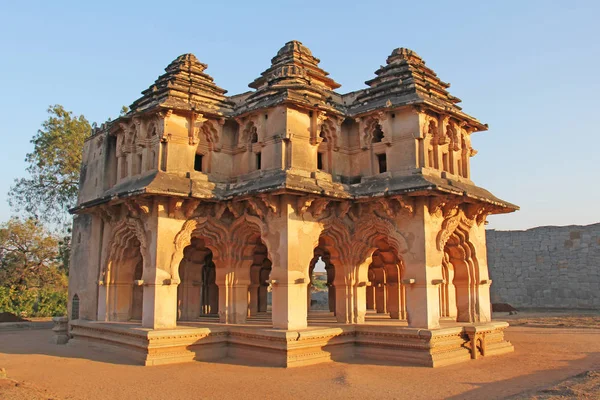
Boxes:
[177,238,218,321]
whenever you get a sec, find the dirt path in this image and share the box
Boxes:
[1,326,599,400]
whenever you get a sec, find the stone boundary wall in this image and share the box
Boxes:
[487,223,600,309]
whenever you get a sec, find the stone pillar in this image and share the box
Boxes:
[470,221,492,322]
[402,199,444,329]
[258,285,268,312]
[248,284,259,316]
[375,284,387,314]
[264,195,322,330]
[328,285,336,313]
[366,285,376,310]
[387,282,401,319]
[216,266,250,324]
[142,211,182,330]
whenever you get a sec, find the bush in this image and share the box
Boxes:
[0,286,67,317]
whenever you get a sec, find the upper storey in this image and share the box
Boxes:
[74,41,516,213]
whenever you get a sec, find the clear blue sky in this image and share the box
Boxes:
[1,0,598,231]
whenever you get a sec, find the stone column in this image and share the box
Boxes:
[263,195,322,330]
[248,284,259,316]
[216,266,250,324]
[470,220,492,322]
[401,199,444,329]
[366,285,376,310]
[142,210,182,330]
[387,282,401,319]
[375,284,387,314]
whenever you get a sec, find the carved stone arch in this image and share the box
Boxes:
[170,217,229,283]
[146,117,159,140]
[319,118,340,150]
[200,119,221,151]
[319,216,352,266]
[443,222,481,322]
[351,216,410,291]
[353,216,410,259]
[228,214,268,268]
[101,217,148,283]
[239,120,258,147]
[445,121,460,151]
[436,209,474,251]
[362,116,383,148]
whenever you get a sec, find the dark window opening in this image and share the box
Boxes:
[377,153,387,174]
[72,294,80,320]
[194,154,203,172]
[256,152,262,170]
[317,153,323,170]
[251,131,258,143]
[372,125,384,143]
[264,114,268,120]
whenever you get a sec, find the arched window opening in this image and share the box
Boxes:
[71,294,80,320]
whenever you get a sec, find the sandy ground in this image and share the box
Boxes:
[0,318,599,399]
[495,310,600,330]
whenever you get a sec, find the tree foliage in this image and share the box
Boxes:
[9,105,90,226]
[0,218,67,317]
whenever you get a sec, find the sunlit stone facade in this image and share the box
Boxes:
[68,41,517,367]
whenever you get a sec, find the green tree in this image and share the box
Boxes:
[0,218,65,290]
[9,105,90,226]
[0,218,67,317]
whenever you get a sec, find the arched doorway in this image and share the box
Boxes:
[177,238,218,321]
[365,242,406,320]
[104,239,144,322]
[307,249,336,315]
[441,226,480,322]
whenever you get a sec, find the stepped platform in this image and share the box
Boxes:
[68,312,513,368]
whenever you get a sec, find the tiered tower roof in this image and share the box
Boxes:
[129,53,233,115]
[237,41,343,115]
[249,40,340,91]
[347,48,483,127]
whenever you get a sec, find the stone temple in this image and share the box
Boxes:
[68,41,518,367]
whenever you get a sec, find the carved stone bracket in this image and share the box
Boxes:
[182,199,201,218]
[429,196,461,218]
[125,198,152,218]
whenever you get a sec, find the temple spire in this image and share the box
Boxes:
[249,40,340,91]
[349,47,464,115]
[130,53,233,115]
